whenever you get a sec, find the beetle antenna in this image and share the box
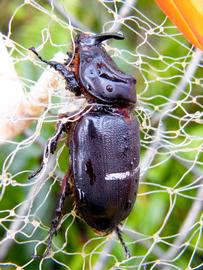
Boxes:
[115,226,131,259]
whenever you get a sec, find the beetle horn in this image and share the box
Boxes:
[94,32,124,44]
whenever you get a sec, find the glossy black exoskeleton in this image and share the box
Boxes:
[29,32,140,258]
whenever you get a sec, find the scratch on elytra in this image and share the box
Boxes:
[105,166,139,181]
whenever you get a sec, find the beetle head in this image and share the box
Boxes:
[76,32,136,105]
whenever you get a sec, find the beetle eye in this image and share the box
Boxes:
[106,85,113,92]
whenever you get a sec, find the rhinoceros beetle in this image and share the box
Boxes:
[29,32,140,258]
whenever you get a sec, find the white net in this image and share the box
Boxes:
[0,0,203,269]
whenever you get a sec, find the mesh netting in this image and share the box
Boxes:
[0,0,203,269]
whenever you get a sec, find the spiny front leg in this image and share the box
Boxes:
[29,47,80,95]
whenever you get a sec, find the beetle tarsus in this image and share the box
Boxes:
[115,226,131,259]
[43,172,71,257]
[48,121,65,155]
[28,162,45,180]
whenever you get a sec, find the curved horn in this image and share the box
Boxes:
[94,32,124,44]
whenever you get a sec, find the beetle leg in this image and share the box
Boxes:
[115,226,131,259]
[43,171,71,258]
[29,47,80,95]
[28,121,65,179]
[47,121,66,155]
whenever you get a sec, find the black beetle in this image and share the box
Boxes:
[29,32,140,258]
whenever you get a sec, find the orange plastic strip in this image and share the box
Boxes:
[155,0,203,50]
